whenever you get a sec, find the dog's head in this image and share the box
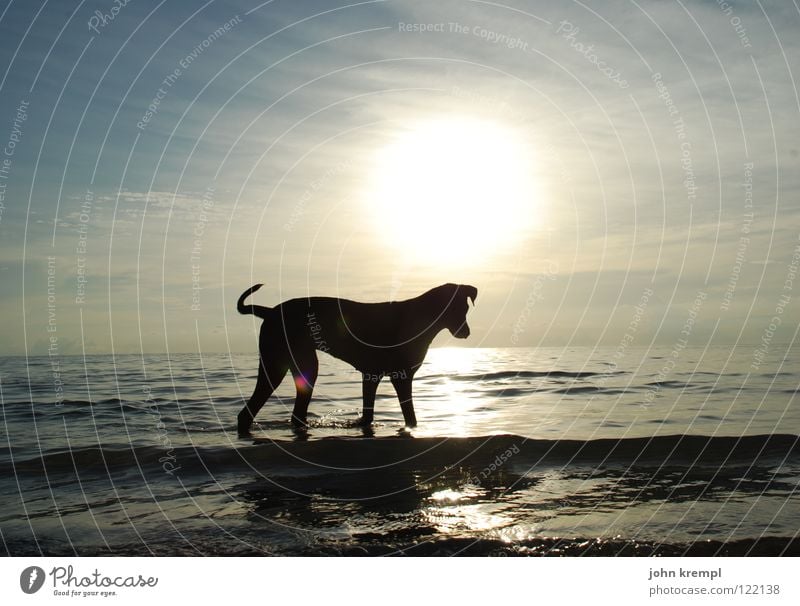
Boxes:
[436,283,478,339]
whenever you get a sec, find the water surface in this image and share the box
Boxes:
[1,346,798,555]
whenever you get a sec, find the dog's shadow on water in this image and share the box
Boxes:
[233,463,535,547]
[227,432,545,550]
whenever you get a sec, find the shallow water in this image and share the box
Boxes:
[1,346,798,555]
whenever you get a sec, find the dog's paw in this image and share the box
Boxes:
[353,415,374,427]
[290,415,309,431]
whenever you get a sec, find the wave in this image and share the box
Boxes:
[428,370,617,382]
[4,433,798,478]
[3,396,252,412]
[6,534,799,557]
[3,397,180,408]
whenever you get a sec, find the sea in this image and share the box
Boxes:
[1,346,798,556]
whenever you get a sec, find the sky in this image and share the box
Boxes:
[0,0,798,355]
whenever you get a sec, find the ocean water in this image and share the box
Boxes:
[1,346,798,556]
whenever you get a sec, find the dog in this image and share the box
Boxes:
[236,283,477,435]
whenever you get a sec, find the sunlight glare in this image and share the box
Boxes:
[364,117,541,265]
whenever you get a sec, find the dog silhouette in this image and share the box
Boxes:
[236,283,477,435]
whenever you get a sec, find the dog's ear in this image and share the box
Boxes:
[462,285,478,306]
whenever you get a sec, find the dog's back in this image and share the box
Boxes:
[277,297,416,372]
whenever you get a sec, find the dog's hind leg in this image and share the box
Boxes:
[391,375,417,427]
[237,359,287,436]
[289,353,318,429]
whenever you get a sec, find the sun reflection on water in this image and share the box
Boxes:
[423,487,513,535]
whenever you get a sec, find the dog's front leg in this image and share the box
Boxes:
[357,373,381,426]
[391,375,417,427]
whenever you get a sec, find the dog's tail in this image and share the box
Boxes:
[237,284,272,319]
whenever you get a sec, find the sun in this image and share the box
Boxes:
[363,116,541,265]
